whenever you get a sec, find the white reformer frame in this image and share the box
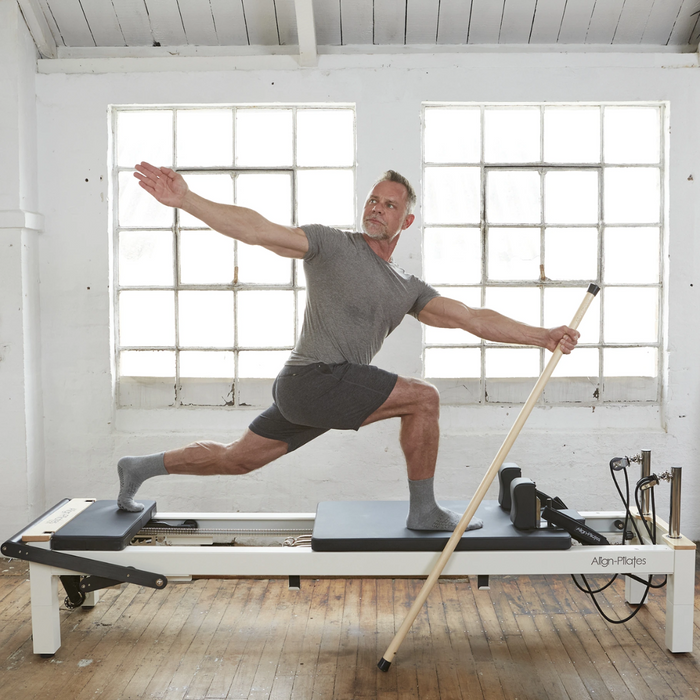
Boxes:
[11,506,696,657]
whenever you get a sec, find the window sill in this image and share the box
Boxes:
[439,402,664,435]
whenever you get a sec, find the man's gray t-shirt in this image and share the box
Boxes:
[287,224,439,366]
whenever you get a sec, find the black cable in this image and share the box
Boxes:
[635,477,657,542]
[626,572,667,589]
[570,572,617,594]
[577,572,651,624]
[572,457,668,625]
[609,459,645,545]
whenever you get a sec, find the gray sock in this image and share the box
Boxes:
[117,452,167,512]
[406,476,484,532]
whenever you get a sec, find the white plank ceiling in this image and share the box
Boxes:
[18,0,700,57]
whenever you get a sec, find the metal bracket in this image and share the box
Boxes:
[1,539,168,591]
[80,575,127,593]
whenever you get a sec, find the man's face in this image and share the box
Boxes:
[362,181,414,241]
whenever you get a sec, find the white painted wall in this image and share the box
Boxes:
[4,48,700,541]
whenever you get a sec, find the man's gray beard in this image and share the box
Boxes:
[362,224,388,240]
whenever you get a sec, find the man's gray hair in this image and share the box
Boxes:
[375,170,417,215]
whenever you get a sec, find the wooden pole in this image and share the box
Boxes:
[378,283,600,672]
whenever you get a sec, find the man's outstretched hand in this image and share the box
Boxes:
[134,162,188,208]
[547,326,580,354]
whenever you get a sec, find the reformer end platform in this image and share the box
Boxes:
[377,657,391,672]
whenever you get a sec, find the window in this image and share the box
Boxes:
[112,105,355,408]
[422,103,665,405]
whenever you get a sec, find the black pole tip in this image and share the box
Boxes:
[587,283,601,296]
[377,657,392,672]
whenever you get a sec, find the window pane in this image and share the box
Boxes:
[488,228,540,281]
[297,109,354,166]
[604,168,660,224]
[484,108,540,163]
[551,347,599,377]
[297,169,354,226]
[604,107,660,164]
[486,171,541,225]
[237,243,292,285]
[237,290,294,347]
[604,227,660,283]
[424,167,480,225]
[424,228,481,284]
[236,109,293,166]
[180,230,234,285]
[424,108,480,163]
[118,172,174,228]
[180,351,235,378]
[544,107,600,163]
[180,174,233,227]
[119,230,174,286]
[236,172,293,226]
[544,171,598,225]
[484,287,540,327]
[119,291,175,346]
[604,287,658,343]
[117,110,173,168]
[544,227,598,281]
[486,348,540,377]
[425,347,480,378]
[120,350,175,377]
[605,347,657,377]
[544,287,600,344]
[178,291,234,347]
[239,350,290,378]
[296,260,306,289]
[425,287,482,344]
[176,109,233,167]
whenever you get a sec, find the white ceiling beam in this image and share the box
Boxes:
[294,0,318,66]
[16,0,57,58]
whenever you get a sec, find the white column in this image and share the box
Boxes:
[0,0,45,540]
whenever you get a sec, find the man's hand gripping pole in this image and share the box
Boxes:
[378,283,600,672]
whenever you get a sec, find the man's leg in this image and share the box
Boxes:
[362,376,482,532]
[164,430,289,475]
[117,430,288,512]
[361,376,440,481]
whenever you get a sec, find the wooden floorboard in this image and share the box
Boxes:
[1,559,700,699]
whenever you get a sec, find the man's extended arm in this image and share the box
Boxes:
[134,162,309,259]
[418,296,579,354]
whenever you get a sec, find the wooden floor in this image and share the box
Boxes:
[1,559,699,700]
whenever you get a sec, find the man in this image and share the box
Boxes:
[117,162,579,531]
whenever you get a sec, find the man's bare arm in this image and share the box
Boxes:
[134,162,309,259]
[418,296,579,354]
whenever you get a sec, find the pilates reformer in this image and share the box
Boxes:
[2,287,695,661]
[2,455,695,658]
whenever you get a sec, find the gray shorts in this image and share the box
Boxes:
[249,362,398,453]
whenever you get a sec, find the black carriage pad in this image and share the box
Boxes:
[51,500,157,551]
[311,500,572,552]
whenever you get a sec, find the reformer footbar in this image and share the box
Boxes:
[378,283,601,671]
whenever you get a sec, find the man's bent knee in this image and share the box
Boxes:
[362,376,440,425]
[402,377,440,412]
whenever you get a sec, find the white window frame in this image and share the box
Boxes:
[111,104,356,409]
[421,102,667,407]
